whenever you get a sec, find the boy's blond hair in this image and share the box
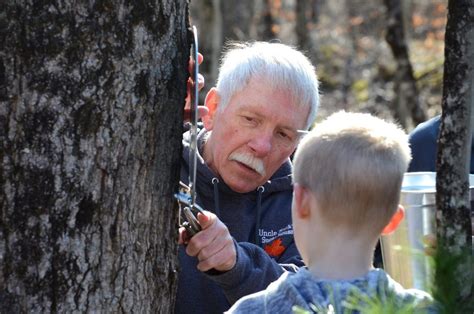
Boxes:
[293,111,411,236]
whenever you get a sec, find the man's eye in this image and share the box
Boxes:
[241,116,257,125]
[277,131,290,139]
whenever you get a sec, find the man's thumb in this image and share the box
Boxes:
[197,211,213,229]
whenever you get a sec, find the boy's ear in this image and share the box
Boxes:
[381,205,405,235]
[293,183,311,219]
[202,87,220,130]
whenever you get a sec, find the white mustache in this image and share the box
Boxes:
[229,152,266,177]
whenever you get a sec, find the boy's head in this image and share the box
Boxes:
[292,111,411,238]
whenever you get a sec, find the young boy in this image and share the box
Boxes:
[227,111,436,313]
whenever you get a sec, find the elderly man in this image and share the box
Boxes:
[176,42,320,314]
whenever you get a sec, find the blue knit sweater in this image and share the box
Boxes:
[227,268,437,313]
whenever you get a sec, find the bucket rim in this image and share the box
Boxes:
[402,171,474,193]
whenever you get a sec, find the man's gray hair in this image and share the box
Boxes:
[215,42,320,129]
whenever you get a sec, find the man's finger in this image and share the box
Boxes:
[197,243,236,272]
[197,73,205,90]
[197,211,214,230]
[183,106,209,121]
[178,227,190,245]
[196,232,228,261]
[188,53,203,74]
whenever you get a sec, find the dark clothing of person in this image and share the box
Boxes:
[408,115,474,173]
[175,128,303,314]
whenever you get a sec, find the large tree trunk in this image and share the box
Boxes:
[435,0,473,307]
[0,1,189,312]
[384,0,426,129]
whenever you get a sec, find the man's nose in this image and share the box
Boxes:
[248,132,273,157]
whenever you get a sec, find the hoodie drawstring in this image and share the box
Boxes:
[212,177,220,217]
[211,178,263,246]
[255,185,265,246]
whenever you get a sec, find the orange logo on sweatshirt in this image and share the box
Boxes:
[264,238,285,257]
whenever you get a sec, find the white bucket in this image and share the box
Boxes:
[380,172,474,292]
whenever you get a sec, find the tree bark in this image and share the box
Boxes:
[384,0,426,129]
[435,0,473,305]
[0,1,189,312]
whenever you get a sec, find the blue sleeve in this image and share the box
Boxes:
[225,289,267,314]
[408,116,440,172]
[206,239,303,305]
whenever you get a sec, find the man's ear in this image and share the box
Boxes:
[293,183,311,219]
[381,205,405,235]
[202,87,220,130]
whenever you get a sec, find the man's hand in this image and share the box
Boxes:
[184,53,208,121]
[181,211,237,272]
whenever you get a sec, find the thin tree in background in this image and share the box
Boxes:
[0,1,188,312]
[256,0,277,41]
[384,0,427,129]
[220,0,256,41]
[190,0,222,91]
[310,0,320,25]
[341,0,360,111]
[435,0,473,311]
[296,0,311,52]
[296,0,319,64]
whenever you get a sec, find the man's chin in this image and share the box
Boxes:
[226,180,262,194]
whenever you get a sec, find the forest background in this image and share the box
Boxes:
[190,0,447,131]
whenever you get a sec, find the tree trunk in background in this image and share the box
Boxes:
[296,0,311,51]
[296,0,319,63]
[0,1,189,312]
[190,0,221,93]
[342,0,359,111]
[384,0,426,129]
[310,0,321,25]
[220,0,256,41]
[435,0,473,307]
[255,0,277,41]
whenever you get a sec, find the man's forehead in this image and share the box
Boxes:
[220,77,309,128]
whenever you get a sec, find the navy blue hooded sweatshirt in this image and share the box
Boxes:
[175,128,303,314]
[408,115,474,173]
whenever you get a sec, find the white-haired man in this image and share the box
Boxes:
[176,42,320,314]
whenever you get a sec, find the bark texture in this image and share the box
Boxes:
[0,1,189,312]
[384,0,426,129]
[436,0,473,303]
